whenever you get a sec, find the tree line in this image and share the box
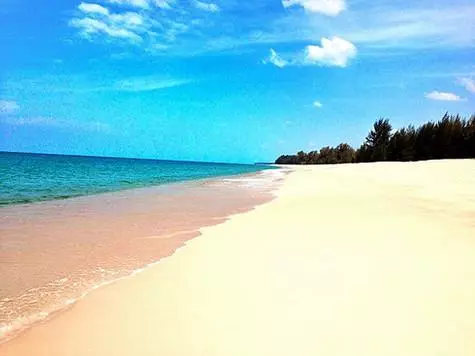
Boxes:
[275,113,475,165]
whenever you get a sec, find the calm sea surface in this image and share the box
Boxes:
[0,151,272,206]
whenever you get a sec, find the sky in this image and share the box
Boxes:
[0,0,474,163]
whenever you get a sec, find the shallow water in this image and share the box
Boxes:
[0,168,286,342]
[0,151,273,206]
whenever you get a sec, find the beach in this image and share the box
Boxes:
[2,160,475,355]
[0,166,281,341]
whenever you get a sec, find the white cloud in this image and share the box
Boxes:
[264,37,356,69]
[0,117,111,133]
[425,91,461,101]
[313,100,322,108]
[110,12,144,26]
[161,21,189,42]
[70,17,142,42]
[343,5,475,50]
[71,2,145,43]
[264,49,288,68]
[194,1,220,13]
[67,0,474,57]
[0,100,19,114]
[153,0,174,9]
[78,3,109,15]
[71,0,190,47]
[216,3,474,55]
[78,4,144,27]
[1,75,191,94]
[106,0,150,9]
[104,0,173,9]
[458,77,475,94]
[304,37,357,67]
[282,0,345,16]
[114,77,191,91]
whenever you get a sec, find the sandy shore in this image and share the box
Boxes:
[0,170,279,340]
[2,160,475,355]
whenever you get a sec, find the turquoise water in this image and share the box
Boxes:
[0,152,271,206]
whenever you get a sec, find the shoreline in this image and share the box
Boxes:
[0,165,278,208]
[2,191,279,345]
[2,160,475,355]
[0,168,286,343]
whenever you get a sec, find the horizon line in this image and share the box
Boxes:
[0,150,261,166]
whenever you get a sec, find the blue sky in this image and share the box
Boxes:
[1,0,474,163]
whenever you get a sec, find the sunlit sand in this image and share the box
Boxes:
[2,160,475,355]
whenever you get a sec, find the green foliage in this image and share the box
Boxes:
[387,126,416,161]
[362,118,392,161]
[276,113,475,165]
[275,143,355,165]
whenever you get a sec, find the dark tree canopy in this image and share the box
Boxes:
[275,113,475,165]
[360,118,392,162]
[275,143,355,165]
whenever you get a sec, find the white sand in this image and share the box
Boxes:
[2,160,475,355]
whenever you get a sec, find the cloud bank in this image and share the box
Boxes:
[71,3,145,42]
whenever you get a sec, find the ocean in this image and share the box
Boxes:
[0,151,283,342]
[0,151,272,206]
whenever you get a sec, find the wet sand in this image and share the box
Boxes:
[0,170,284,341]
[2,160,475,355]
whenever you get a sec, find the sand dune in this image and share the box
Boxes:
[2,160,475,355]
